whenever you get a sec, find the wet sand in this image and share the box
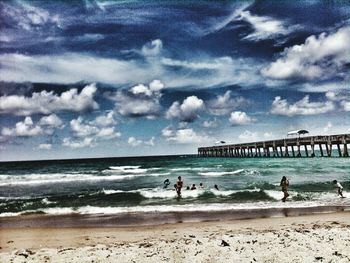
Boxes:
[1,212,350,262]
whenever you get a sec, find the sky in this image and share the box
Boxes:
[0,0,350,161]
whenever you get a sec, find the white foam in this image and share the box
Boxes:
[41,198,56,205]
[41,207,76,215]
[1,196,350,218]
[199,169,245,176]
[108,166,149,174]
[0,172,161,187]
[101,189,124,195]
[170,167,193,171]
[109,165,141,170]
[265,190,284,200]
[0,212,23,217]
[138,188,204,199]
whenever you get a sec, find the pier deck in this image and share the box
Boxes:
[198,134,350,158]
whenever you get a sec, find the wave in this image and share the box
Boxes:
[100,189,124,195]
[108,166,148,174]
[2,199,349,217]
[170,167,211,171]
[41,198,56,205]
[198,169,245,176]
[1,188,349,216]
[99,188,272,200]
[0,172,165,186]
[109,165,141,170]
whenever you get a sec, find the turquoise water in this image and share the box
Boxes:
[0,155,349,216]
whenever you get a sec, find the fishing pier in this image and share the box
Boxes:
[198,134,350,158]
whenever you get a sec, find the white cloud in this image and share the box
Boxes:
[141,39,163,56]
[208,2,253,33]
[162,56,261,88]
[144,136,155,146]
[39,114,63,128]
[326,91,350,110]
[0,51,261,89]
[96,127,121,139]
[0,53,154,85]
[62,118,120,148]
[149,79,164,92]
[325,91,350,112]
[130,84,152,97]
[1,114,66,139]
[162,57,233,70]
[270,95,335,116]
[62,137,94,149]
[325,91,339,101]
[0,83,99,115]
[263,132,273,139]
[166,95,204,122]
[128,136,155,147]
[262,26,350,80]
[110,80,164,118]
[164,128,211,144]
[94,111,116,126]
[1,1,61,31]
[202,119,219,128]
[1,117,43,137]
[300,81,350,93]
[324,122,333,133]
[238,11,298,41]
[162,126,175,138]
[341,101,350,111]
[128,137,143,147]
[229,111,255,125]
[207,91,248,116]
[70,117,99,137]
[38,143,52,150]
[238,130,258,142]
[237,130,274,142]
[70,116,121,139]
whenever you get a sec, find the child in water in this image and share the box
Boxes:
[333,180,344,198]
[280,176,289,202]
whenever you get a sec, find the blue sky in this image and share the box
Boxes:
[0,0,349,161]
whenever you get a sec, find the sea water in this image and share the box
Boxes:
[0,155,349,217]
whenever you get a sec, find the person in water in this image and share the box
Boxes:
[163,179,170,189]
[333,180,344,198]
[214,184,219,191]
[280,176,289,202]
[199,183,204,189]
[191,184,196,190]
[176,176,183,197]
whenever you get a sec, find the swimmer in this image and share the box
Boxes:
[163,179,170,189]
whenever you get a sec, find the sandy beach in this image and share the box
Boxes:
[1,212,350,262]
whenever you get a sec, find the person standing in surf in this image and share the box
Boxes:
[333,180,344,198]
[280,176,289,202]
[176,176,183,197]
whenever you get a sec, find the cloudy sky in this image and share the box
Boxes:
[0,0,350,161]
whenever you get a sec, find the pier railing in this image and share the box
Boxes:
[198,134,350,158]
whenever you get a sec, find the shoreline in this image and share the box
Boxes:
[1,211,350,262]
[1,204,349,228]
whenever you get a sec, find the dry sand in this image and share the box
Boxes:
[1,212,350,262]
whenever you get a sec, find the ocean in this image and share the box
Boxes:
[0,155,349,225]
